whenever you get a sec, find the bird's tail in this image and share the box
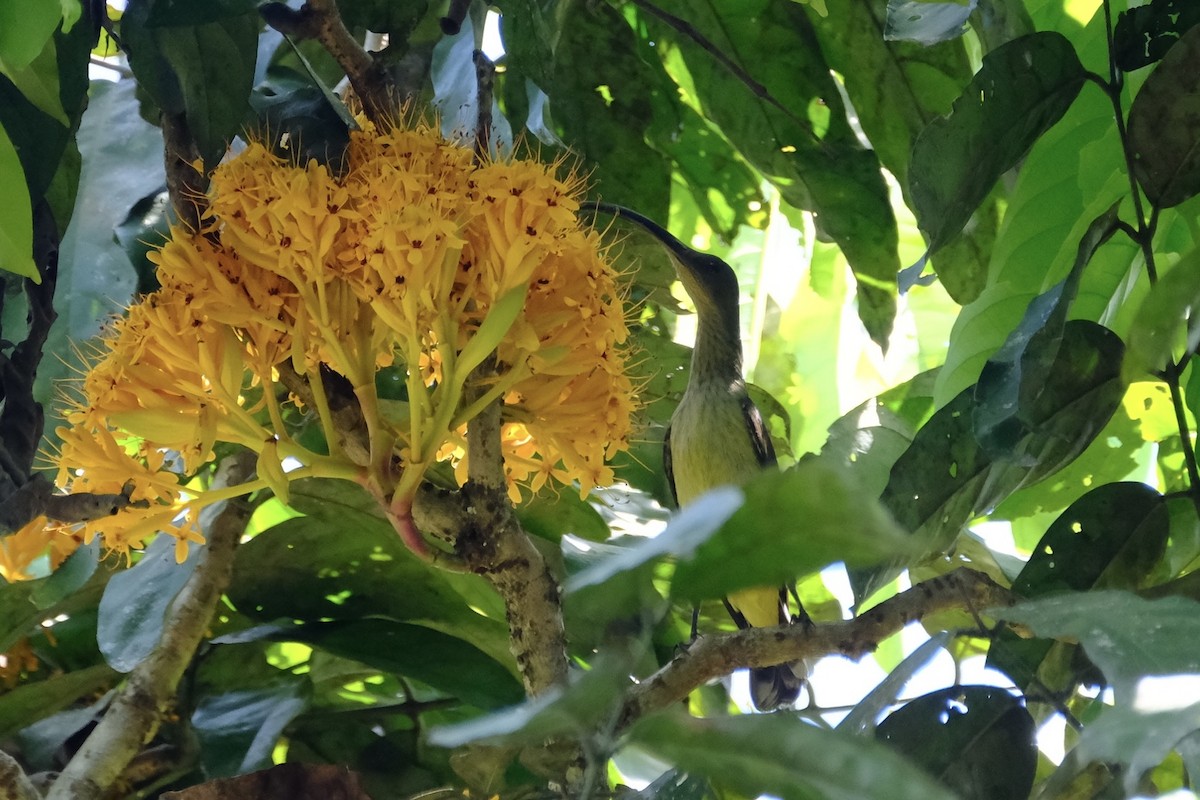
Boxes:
[750,662,806,711]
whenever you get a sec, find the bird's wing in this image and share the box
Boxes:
[741,394,777,468]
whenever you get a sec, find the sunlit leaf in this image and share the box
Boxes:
[1125,246,1200,375]
[911,32,1086,254]
[0,122,38,281]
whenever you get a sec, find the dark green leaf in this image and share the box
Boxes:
[229,479,513,671]
[1073,696,1200,796]
[562,534,667,650]
[671,462,913,604]
[997,592,1200,702]
[973,203,1120,458]
[876,686,1036,800]
[657,0,899,347]
[1128,25,1200,208]
[1126,246,1200,375]
[113,189,170,295]
[501,0,556,90]
[97,534,200,673]
[911,32,1086,253]
[639,769,712,800]
[157,14,258,170]
[192,681,309,778]
[885,0,976,45]
[0,68,68,206]
[1114,0,1200,72]
[247,77,351,168]
[428,656,631,747]
[339,0,430,40]
[856,321,1126,603]
[810,1,987,302]
[145,0,260,26]
[549,3,671,216]
[0,663,116,740]
[630,712,959,800]
[990,487,1168,687]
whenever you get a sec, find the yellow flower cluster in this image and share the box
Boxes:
[33,118,635,571]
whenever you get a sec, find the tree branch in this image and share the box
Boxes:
[259,0,395,127]
[0,748,40,800]
[161,112,207,232]
[45,451,257,800]
[617,569,1016,729]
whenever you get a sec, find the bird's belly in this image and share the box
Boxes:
[669,395,763,507]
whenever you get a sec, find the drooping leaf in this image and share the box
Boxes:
[655,0,899,347]
[670,461,913,605]
[630,712,959,800]
[548,2,671,216]
[973,203,1120,458]
[885,0,977,45]
[988,482,1168,688]
[876,685,1036,800]
[0,122,38,281]
[156,13,258,170]
[1128,25,1200,208]
[997,592,1200,703]
[192,681,310,778]
[97,534,201,673]
[0,663,116,740]
[428,655,631,747]
[856,321,1126,603]
[1114,0,1200,72]
[1125,245,1200,376]
[0,0,62,73]
[810,1,988,302]
[30,539,99,609]
[247,77,351,168]
[910,32,1086,254]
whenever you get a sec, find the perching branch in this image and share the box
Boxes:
[0,749,39,800]
[259,0,396,127]
[616,569,1016,730]
[162,111,207,232]
[45,452,257,800]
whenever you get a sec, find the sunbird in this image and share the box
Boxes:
[585,202,805,710]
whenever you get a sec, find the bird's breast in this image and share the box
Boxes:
[669,389,765,507]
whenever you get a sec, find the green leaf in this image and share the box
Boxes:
[839,632,951,735]
[146,0,260,26]
[97,535,201,673]
[247,77,351,169]
[2,37,67,125]
[0,663,116,740]
[1072,695,1200,797]
[885,0,975,45]
[157,13,258,170]
[1114,0,1200,72]
[0,0,62,73]
[973,203,1120,457]
[671,462,913,604]
[427,656,631,747]
[876,686,1036,800]
[548,2,671,216]
[338,0,430,39]
[30,539,99,609]
[856,321,1126,603]
[192,681,310,778]
[564,486,744,596]
[809,2,988,302]
[1126,246,1200,375]
[988,482,1168,687]
[997,592,1200,703]
[0,121,38,281]
[1128,25,1200,208]
[517,491,609,543]
[113,189,170,295]
[630,712,960,800]
[657,0,899,348]
[910,32,1086,254]
[229,479,514,673]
